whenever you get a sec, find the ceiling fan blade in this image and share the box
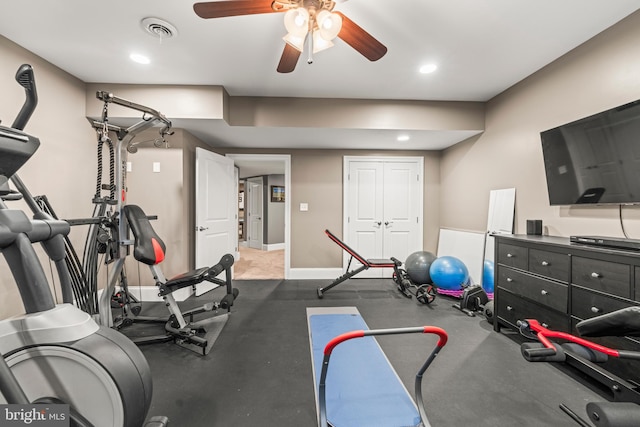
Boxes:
[277,44,301,73]
[194,0,277,19]
[334,12,387,62]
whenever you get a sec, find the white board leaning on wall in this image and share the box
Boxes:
[436,229,486,286]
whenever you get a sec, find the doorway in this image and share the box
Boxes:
[227,154,291,280]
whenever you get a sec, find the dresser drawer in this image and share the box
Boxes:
[571,286,637,321]
[498,267,567,312]
[497,289,569,332]
[572,256,630,299]
[497,243,528,270]
[528,249,569,282]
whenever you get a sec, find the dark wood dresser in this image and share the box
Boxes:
[493,234,640,392]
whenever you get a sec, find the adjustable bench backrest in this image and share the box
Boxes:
[123,204,166,266]
[325,229,369,266]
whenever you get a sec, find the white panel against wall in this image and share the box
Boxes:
[437,228,486,286]
[487,188,516,234]
[485,188,516,266]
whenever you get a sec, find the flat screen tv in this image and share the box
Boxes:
[540,99,640,205]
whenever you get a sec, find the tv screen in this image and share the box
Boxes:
[540,99,640,205]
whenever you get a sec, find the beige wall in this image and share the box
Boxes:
[3,9,640,317]
[0,35,96,317]
[123,128,212,284]
[217,148,441,268]
[440,11,640,238]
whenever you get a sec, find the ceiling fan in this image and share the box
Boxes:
[193,0,387,73]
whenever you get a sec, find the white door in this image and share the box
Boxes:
[247,177,263,250]
[382,161,421,262]
[347,161,385,278]
[345,157,423,278]
[195,148,237,296]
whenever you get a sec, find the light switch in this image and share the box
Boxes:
[153,162,161,173]
[300,203,308,211]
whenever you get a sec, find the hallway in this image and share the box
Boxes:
[234,246,284,280]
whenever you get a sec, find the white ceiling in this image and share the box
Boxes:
[1,1,639,167]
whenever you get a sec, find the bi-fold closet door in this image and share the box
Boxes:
[344,156,424,278]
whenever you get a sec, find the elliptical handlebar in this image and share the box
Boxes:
[11,64,37,131]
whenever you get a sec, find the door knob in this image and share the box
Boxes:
[197,226,209,232]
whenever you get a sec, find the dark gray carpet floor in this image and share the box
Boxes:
[121,279,611,426]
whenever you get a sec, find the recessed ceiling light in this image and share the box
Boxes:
[419,63,437,74]
[397,135,410,142]
[130,53,150,64]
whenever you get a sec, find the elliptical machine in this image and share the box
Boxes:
[0,64,167,426]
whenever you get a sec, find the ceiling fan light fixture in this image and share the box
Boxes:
[283,33,306,52]
[284,7,309,37]
[316,10,342,40]
[312,31,334,53]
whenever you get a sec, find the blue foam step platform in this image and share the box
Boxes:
[308,308,421,427]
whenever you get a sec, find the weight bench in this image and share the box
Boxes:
[317,229,396,298]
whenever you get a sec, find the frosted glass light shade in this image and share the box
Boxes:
[316,10,342,40]
[283,32,306,52]
[312,31,334,53]
[284,8,309,37]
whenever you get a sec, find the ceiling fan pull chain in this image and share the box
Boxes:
[307,32,314,64]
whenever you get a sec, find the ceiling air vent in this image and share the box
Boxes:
[141,17,178,40]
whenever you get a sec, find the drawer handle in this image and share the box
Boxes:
[541,290,548,296]
[506,305,513,311]
[541,261,549,266]
[507,253,514,258]
[506,277,513,282]
[591,306,602,314]
[591,272,602,278]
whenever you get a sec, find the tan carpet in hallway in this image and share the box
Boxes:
[234,246,284,280]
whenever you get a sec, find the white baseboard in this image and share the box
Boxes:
[264,243,285,251]
[288,268,343,280]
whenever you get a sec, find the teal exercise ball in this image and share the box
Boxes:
[482,260,495,293]
[405,251,437,285]
[429,256,469,290]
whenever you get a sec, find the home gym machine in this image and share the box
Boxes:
[0,64,167,426]
[84,91,239,355]
[518,307,640,427]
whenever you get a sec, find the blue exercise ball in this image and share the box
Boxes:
[482,260,495,293]
[405,251,437,285]
[429,256,469,290]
